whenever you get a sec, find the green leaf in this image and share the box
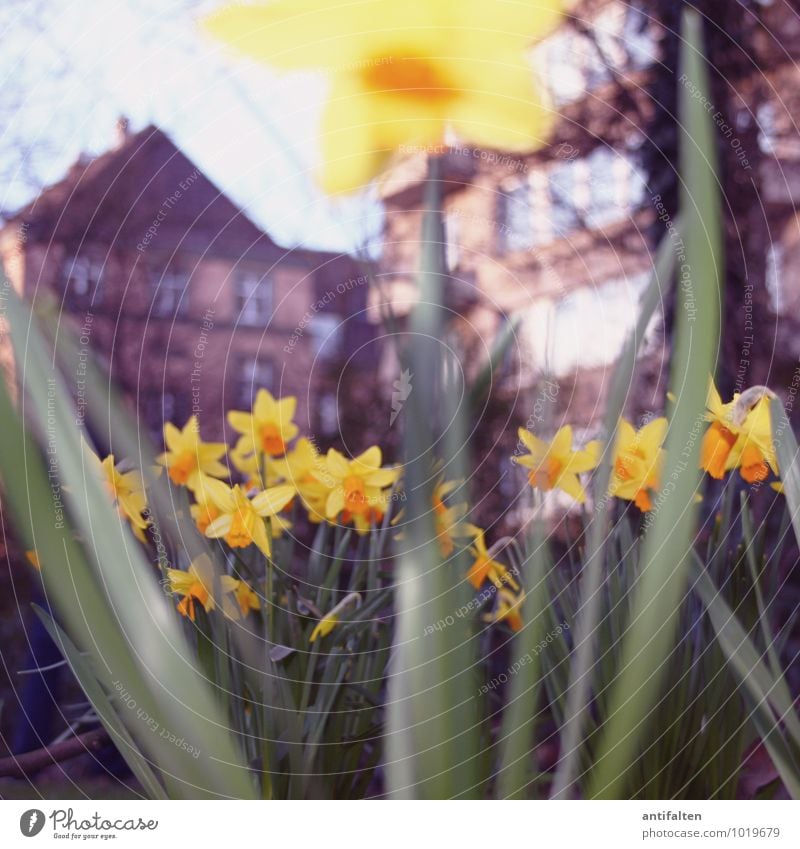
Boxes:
[689,557,800,797]
[2,281,255,798]
[551,174,679,798]
[33,606,168,799]
[586,8,723,799]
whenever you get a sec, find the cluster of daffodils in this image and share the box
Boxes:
[75,379,780,639]
[512,380,780,510]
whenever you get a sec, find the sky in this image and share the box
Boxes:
[0,0,381,253]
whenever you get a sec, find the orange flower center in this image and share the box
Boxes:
[506,610,523,632]
[361,55,454,101]
[530,456,563,490]
[177,582,209,622]
[739,443,769,484]
[634,488,654,512]
[701,422,737,480]
[467,557,491,590]
[343,474,369,516]
[195,503,221,535]
[168,451,197,485]
[260,423,287,457]
[614,447,647,482]
[225,512,253,549]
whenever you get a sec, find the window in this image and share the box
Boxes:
[143,390,189,441]
[534,4,655,108]
[521,273,652,376]
[237,357,273,407]
[549,164,581,236]
[534,150,648,244]
[499,182,534,253]
[153,269,190,318]
[235,272,273,326]
[63,255,103,306]
[310,313,343,359]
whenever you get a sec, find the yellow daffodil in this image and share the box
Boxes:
[228,389,299,459]
[227,579,261,617]
[466,532,519,592]
[317,446,400,532]
[609,418,667,512]
[157,416,228,490]
[167,555,234,621]
[514,425,601,503]
[484,587,524,632]
[202,478,295,557]
[230,443,263,490]
[206,0,562,194]
[432,477,479,557]
[97,454,149,540]
[189,479,223,535]
[268,437,332,521]
[309,592,361,642]
[700,382,777,484]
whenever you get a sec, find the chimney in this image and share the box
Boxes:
[115,115,131,148]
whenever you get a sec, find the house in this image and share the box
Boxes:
[0,121,376,446]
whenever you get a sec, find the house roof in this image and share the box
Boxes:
[4,124,306,265]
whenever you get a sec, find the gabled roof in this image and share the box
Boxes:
[5,124,289,263]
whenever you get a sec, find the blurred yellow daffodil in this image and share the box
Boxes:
[309,592,361,643]
[466,532,519,592]
[228,389,299,459]
[514,425,601,504]
[167,555,234,621]
[609,418,667,512]
[157,416,228,490]
[205,0,562,193]
[268,437,332,521]
[189,478,223,535]
[202,478,295,557]
[317,446,400,532]
[432,477,479,557]
[701,381,777,484]
[167,555,257,621]
[98,453,150,540]
[228,578,262,617]
[484,587,524,632]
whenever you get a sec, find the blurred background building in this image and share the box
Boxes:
[0,122,379,447]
